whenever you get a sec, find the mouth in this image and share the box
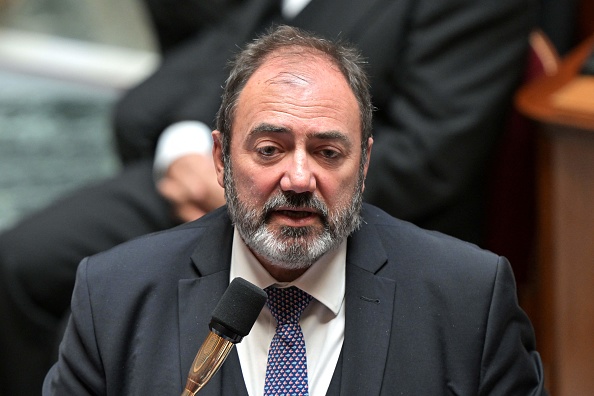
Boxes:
[277,209,316,218]
[269,207,321,226]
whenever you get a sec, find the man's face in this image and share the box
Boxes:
[213,51,372,276]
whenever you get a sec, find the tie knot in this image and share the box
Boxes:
[265,286,313,325]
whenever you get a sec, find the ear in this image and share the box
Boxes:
[212,130,225,188]
[361,137,373,192]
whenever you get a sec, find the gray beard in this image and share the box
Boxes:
[224,163,364,271]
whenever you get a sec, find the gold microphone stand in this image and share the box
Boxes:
[181,332,235,395]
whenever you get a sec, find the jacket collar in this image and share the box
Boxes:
[341,207,396,395]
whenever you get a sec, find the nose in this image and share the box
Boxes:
[280,152,316,193]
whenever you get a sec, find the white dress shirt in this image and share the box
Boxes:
[230,228,346,396]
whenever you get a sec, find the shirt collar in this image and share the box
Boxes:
[229,227,346,316]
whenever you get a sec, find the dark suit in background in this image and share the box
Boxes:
[44,205,545,395]
[0,0,537,394]
[114,0,536,243]
[141,0,243,53]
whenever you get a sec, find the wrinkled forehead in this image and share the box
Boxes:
[255,47,344,86]
[237,49,359,123]
[223,46,364,148]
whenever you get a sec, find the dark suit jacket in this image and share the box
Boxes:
[44,204,545,395]
[114,0,538,244]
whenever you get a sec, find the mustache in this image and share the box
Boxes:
[262,191,329,219]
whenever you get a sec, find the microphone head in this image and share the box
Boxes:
[210,277,267,343]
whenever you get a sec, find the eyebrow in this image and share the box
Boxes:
[248,123,353,149]
[310,130,352,149]
[248,123,288,137]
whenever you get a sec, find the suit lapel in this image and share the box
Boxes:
[294,0,386,38]
[339,217,396,396]
[177,209,248,395]
[178,274,225,395]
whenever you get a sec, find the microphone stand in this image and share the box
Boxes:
[180,277,267,395]
[181,331,234,396]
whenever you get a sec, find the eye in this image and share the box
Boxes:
[318,148,341,160]
[256,145,280,157]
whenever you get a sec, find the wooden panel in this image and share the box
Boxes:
[518,33,594,396]
[540,126,594,395]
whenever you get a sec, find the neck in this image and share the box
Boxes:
[254,252,311,282]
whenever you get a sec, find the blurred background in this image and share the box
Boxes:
[0,0,157,230]
[0,0,588,233]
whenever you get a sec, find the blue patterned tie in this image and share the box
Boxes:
[264,286,313,396]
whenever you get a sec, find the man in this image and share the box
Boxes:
[1,0,538,393]
[44,26,545,395]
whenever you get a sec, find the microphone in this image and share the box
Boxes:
[181,277,267,396]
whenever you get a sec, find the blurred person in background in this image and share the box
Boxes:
[0,0,537,394]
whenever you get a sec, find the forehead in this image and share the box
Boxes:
[247,49,349,95]
[233,50,360,138]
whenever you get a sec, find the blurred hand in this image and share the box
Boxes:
[157,153,225,223]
